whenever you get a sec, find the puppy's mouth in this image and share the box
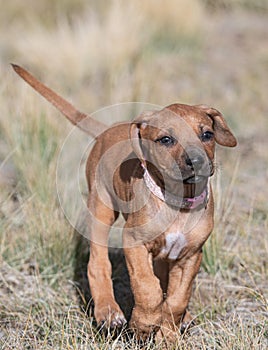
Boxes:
[182,175,209,198]
[183,175,208,185]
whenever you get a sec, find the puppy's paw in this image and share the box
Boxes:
[155,310,194,344]
[109,312,127,329]
[95,306,127,330]
[155,326,179,346]
[130,307,161,341]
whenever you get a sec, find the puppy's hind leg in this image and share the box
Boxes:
[87,199,126,329]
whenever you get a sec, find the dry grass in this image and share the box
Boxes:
[0,1,268,349]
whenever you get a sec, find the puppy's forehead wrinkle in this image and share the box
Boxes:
[144,116,195,134]
[144,107,212,135]
[166,103,204,115]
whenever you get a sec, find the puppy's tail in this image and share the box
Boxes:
[11,64,107,137]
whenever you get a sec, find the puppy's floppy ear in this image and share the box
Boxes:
[197,105,237,147]
[130,110,155,165]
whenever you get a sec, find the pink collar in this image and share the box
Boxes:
[142,165,209,209]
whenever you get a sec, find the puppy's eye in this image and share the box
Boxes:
[156,136,175,146]
[201,131,214,142]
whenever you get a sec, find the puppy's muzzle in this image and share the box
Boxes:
[182,149,213,184]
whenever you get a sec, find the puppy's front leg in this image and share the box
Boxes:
[156,251,202,341]
[124,240,163,339]
[87,200,126,329]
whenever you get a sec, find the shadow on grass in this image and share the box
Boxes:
[73,227,134,325]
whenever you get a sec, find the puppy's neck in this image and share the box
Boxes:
[141,163,209,209]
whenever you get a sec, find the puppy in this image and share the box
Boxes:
[12,64,237,341]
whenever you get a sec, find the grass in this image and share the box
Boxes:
[0,0,268,349]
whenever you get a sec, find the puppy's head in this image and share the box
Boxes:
[130,103,236,194]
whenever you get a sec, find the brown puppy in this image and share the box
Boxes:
[12,65,237,342]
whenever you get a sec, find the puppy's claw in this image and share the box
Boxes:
[180,319,195,334]
[97,311,127,331]
[110,313,127,329]
[179,309,195,334]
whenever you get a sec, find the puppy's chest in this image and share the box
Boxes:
[158,231,187,261]
[148,220,193,261]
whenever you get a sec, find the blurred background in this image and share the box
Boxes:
[1,0,267,129]
[0,1,267,348]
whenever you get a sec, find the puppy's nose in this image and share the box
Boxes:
[186,153,204,171]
